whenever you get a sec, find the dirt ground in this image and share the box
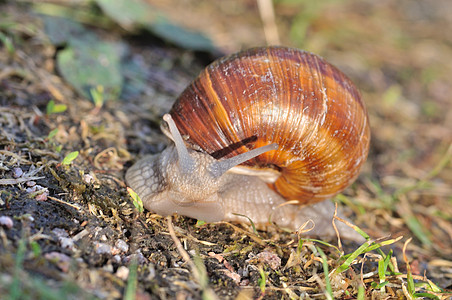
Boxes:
[0,0,451,299]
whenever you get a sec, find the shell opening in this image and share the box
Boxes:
[163,114,195,174]
[209,143,278,178]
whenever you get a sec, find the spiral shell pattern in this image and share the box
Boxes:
[169,46,370,204]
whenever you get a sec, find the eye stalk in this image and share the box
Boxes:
[208,143,278,178]
[163,114,195,174]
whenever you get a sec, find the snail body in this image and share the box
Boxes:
[126,46,370,234]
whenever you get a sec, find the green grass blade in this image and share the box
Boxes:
[124,260,138,300]
[317,247,333,300]
[336,241,370,273]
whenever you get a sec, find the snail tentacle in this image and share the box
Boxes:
[209,143,278,178]
[163,114,195,174]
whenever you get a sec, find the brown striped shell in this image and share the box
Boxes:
[169,46,370,204]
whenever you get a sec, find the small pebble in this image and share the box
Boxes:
[0,216,13,229]
[112,255,121,264]
[45,252,71,273]
[12,167,23,178]
[96,242,112,255]
[26,186,37,194]
[103,264,114,273]
[256,251,281,270]
[35,191,48,201]
[83,174,94,184]
[25,184,49,201]
[116,266,129,280]
[59,237,75,250]
[123,250,146,264]
[26,180,36,187]
[52,228,68,238]
[115,239,129,253]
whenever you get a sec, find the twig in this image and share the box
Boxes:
[332,202,342,251]
[166,216,218,300]
[257,0,280,45]
[47,195,81,210]
[0,150,33,164]
[0,176,45,185]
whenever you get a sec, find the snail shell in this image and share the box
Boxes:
[169,46,370,204]
[126,46,370,233]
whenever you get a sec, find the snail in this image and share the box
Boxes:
[126,46,370,237]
